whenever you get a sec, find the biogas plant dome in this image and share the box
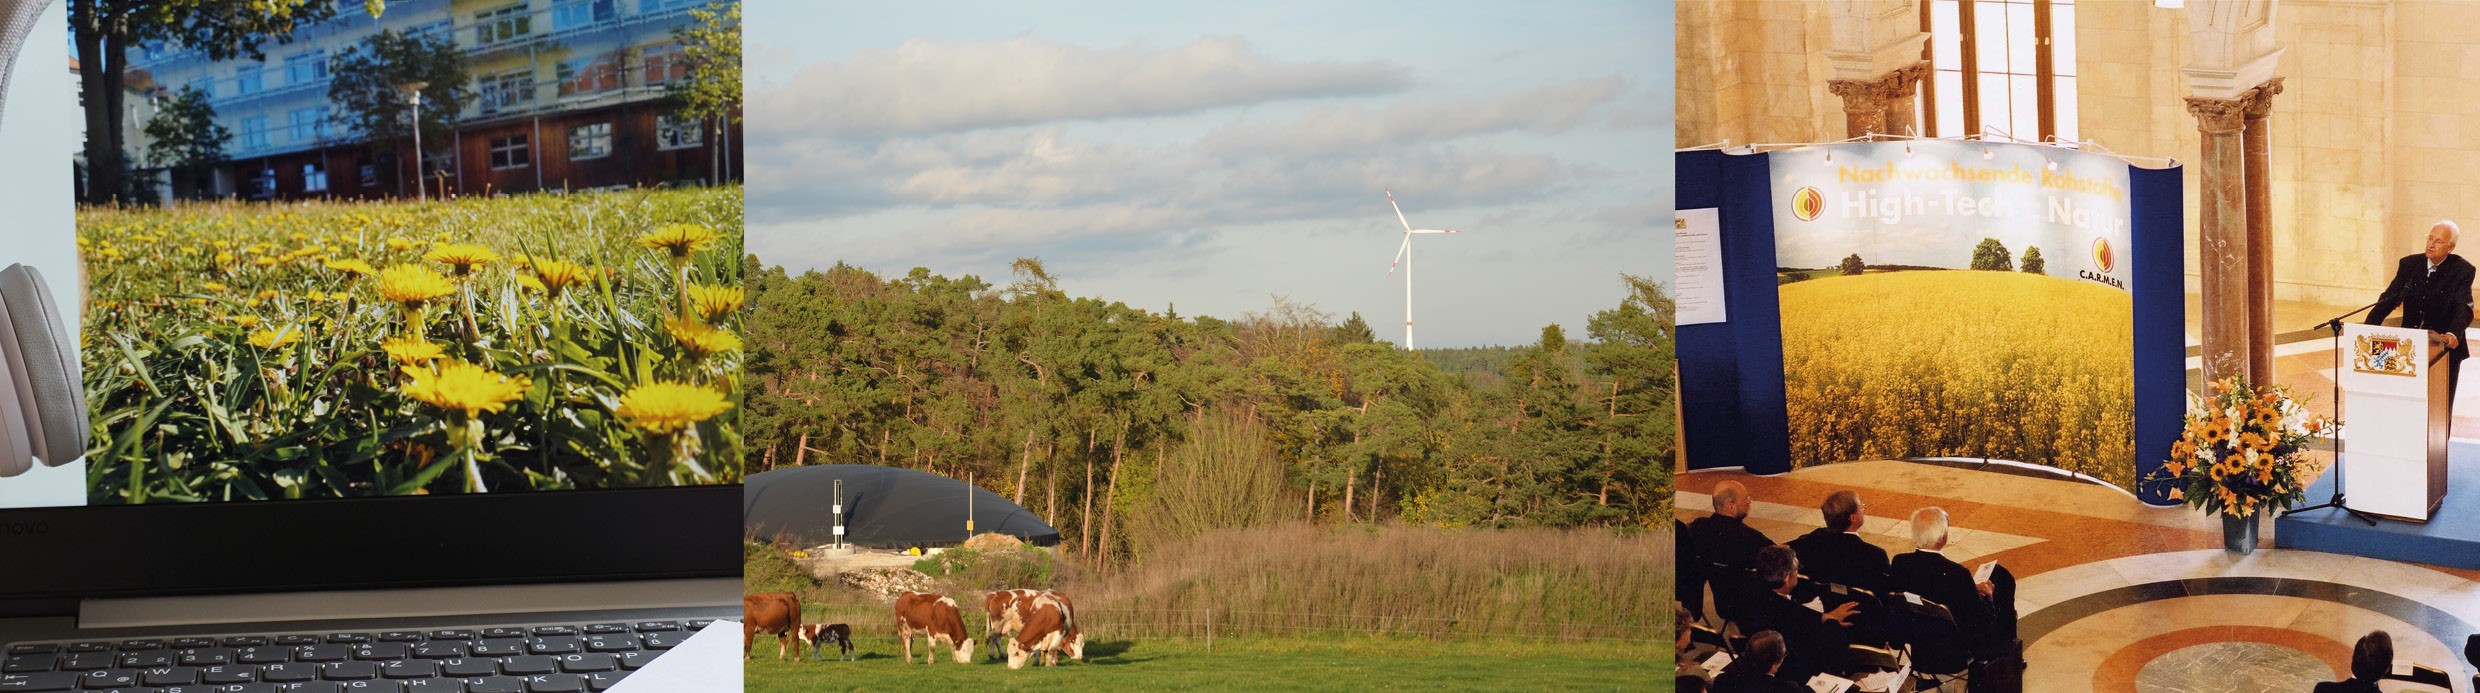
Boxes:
[743,465,1061,549]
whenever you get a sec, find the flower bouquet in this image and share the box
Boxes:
[2145,377,2338,552]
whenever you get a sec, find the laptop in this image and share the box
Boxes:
[0,2,742,690]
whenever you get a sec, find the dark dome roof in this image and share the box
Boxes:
[743,465,1061,548]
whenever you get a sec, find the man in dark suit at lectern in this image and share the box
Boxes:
[2369,220,2476,401]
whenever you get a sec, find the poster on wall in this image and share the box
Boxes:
[1676,207,1726,325]
[1766,140,2138,488]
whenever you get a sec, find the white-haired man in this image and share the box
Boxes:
[2370,220,2475,401]
[1886,507,2017,654]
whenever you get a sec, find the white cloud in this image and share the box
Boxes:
[750,36,1407,138]
[1194,78,1626,157]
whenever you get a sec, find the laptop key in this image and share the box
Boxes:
[686,620,714,629]
[555,655,613,674]
[294,646,348,663]
[177,648,233,666]
[210,684,279,693]
[376,633,422,643]
[628,623,676,633]
[524,639,579,656]
[499,656,555,676]
[318,661,377,680]
[522,673,584,693]
[413,643,466,659]
[273,636,320,647]
[0,656,52,673]
[323,635,370,645]
[471,642,522,658]
[579,625,625,636]
[261,662,316,682]
[201,664,257,684]
[2,647,51,656]
[439,659,496,678]
[115,641,161,652]
[382,660,439,679]
[118,653,171,669]
[610,652,655,671]
[222,637,269,648]
[279,683,350,693]
[640,632,686,650]
[169,639,216,649]
[0,671,76,691]
[62,645,106,655]
[403,680,464,693]
[140,666,201,685]
[58,653,110,672]
[479,630,524,640]
[353,644,410,661]
[76,669,137,687]
[466,677,525,693]
[578,671,623,692]
[238,647,289,664]
[578,636,633,654]
[427,631,476,642]
[525,628,575,638]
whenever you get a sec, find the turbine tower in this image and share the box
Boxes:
[1386,189,1457,350]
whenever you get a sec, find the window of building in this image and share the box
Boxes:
[303,163,328,193]
[642,43,687,85]
[407,19,452,41]
[240,116,269,149]
[249,168,277,199]
[476,3,533,46]
[479,70,535,115]
[1919,0,2076,143]
[552,0,614,31]
[360,164,379,188]
[568,122,612,160]
[289,106,329,143]
[557,55,621,96]
[655,115,702,150]
[645,0,702,11]
[236,66,264,96]
[490,134,531,170]
[284,51,328,87]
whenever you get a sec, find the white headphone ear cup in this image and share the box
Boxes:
[0,291,33,477]
[0,264,83,466]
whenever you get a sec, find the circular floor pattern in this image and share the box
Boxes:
[2131,641,2331,693]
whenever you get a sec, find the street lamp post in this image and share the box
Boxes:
[401,81,429,202]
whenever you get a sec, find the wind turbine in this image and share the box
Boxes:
[1386,189,1457,350]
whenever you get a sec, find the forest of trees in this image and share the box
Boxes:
[741,256,1675,562]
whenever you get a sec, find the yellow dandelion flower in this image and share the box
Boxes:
[324,258,378,277]
[385,237,417,252]
[374,264,456,307]
[215,251,237,265]
[515,274,546,293]
[639,224,719,260]
[246,326,306,350]
[252,256,279,268]
[663,317,742,356]
[614,382,732,434]
[256,290,279,301]
[227,315,262,329]
[202,281,228,293]
[380,337,445,366]
[686,283,744,319]
[400,360,531,419]
[424,243,501,275]
[529,259,593,296]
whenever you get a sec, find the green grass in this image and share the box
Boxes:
[743,634,1665,692]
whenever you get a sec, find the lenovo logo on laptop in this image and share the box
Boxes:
[0,522,46,536]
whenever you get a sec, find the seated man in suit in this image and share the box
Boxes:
[1787,489,1889,594]
[2316,630,2390,693]
[1885,507,2018,656]
[1679,519,1705,622]
[1711,631,1807,693]
[1741,545,1860,681]
[1689,480,1776,620]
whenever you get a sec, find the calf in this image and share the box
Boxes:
[893,591,976,664]
[798,623,854,661]
[743,592,803,661]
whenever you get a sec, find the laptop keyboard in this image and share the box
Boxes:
[0,619,713,693]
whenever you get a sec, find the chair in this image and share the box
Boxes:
[2379,662,2453,693]
[1883,591,1971,690]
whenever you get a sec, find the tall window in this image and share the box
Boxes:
[557,56,620,96]
[236,66,264,96]
[480,71,535,115]
[240,116,269,149]
[568,122,612,160]
[289,106,329,142]
[1920,0,2076,143]
[642,43,687,85]
[476,4,533,46]
[303,163,329,193]
[552,0,614,31]
[490,134,531,170]
[284,51,328,87]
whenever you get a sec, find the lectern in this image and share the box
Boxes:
[2339,323,2452,522]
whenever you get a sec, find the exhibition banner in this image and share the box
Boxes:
[1765,140,2138,487]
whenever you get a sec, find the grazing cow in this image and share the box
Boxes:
[743,592,803,661]
[1008,590,1086,662]
[798,623,854,661]
[893,591,976,664]
[1006,592,1078,669]
[984,589,1042,654]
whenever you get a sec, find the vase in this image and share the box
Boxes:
[2222,512,2259,554]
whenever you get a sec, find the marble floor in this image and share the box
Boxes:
[1679,460,2480,692]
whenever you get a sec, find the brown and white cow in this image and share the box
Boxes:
[743,592,803,660]
[984,588,1042,655]
[1004,591,1086,668]
[894,590,976,664]
[798,622,853,661]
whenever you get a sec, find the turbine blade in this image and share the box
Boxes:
[1389,235,1410,275]
[1387,189,1413,233]
[1411,229,1457,234]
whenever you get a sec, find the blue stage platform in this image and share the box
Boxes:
[2277,443,2480,569]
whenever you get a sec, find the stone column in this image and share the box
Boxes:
[2241,78,2282,384]
[1826,62,1928,139]
[2189,96,2251,385]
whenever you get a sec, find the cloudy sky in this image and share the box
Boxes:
[745,1,1673,348]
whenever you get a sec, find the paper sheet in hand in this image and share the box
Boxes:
[1856,668,1910,692]
[605,620,743,693]
[1701,651,1734,676]
[1974,561,1997,584]
[1806,673,1855,693]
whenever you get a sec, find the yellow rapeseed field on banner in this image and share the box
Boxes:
[1779,270,2136,487]
[77,187,745,503]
